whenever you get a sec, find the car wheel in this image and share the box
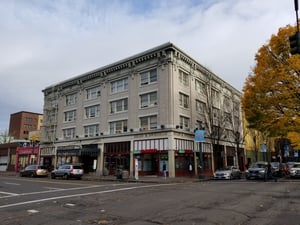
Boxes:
[31,173,35,178]
[63,174,69,179]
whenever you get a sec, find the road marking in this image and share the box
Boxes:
[0,191,19,196]
[0,183,129,199]
[4,182,21,186]
[27,209,39,213]
[0,183,174,209]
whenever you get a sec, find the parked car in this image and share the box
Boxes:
[20,165,49,177]
[286,162,296,175]
[245,161,268,180]
[51,164,84,179]
[270,162,287,177]
[289,162,300,178]
[214,166,241,180]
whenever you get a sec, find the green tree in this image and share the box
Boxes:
[242,24,300,143]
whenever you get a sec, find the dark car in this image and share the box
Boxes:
[245,162,268,180]
[51,164,84,179]
[20,165,49,177]
[270,162,287,177]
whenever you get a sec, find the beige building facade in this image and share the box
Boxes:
[41,43,244,177]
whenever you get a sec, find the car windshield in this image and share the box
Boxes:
[271,162,279,167]
[252,163,266,168]
[221,166,232,170]
[73,166,82,169]
[38,166,47,169]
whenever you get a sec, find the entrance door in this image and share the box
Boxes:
[0,156,8,171]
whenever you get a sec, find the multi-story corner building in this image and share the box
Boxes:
[9,111,43,140]
[41,43,244,178]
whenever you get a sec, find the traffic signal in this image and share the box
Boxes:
[289,31,300,55]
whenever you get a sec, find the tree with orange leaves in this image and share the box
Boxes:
[242,23,300,147]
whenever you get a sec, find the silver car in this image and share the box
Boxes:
[214,166,242,180]
[51,164,84,179]
[289,162,300,178]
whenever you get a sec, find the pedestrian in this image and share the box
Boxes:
[189,162,193,177]
[162,162,167,179]
[264,163,277,182]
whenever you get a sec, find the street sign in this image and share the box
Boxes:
[195,129,205,142]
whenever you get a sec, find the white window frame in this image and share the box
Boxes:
[179,92,189,108]
[180,116,190,129]
[110,98,128,113]
[140,69,157,86]
[64,110,76,122]
[85,105,100,119]
[111,78,128,94]
[179,70,189,86]
[195,79,206,94]
[140,115,157,130]
[109,120,128,134]
[196,100,205,114]
[84,124,99,137]
[86,86,101,100]
[140,92,157,108]
[65,93,77,105]
[63,128,75,139]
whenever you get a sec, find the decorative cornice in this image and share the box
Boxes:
[43,42,241,95]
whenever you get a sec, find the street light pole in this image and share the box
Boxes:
[195,127,205,179]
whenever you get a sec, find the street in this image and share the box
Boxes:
[1,175,300,225]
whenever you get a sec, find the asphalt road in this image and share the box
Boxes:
[1,175,300,225]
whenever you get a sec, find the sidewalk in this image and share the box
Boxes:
[0,171,212,183]
[84,174,212,183]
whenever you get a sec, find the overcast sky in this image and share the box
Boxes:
[0,0,295,131]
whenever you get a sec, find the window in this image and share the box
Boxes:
[66,93,77,105]
[109,120,128,134]
[140,92,157,108]
[140,115,157,130]
[179,93,189,108]
[195,80,206,94]
[63,128,75,139]
[179,70,189,86]
[64,110,76,122]
[111,78,128,94]
[140,69,157,86]
[86,86,101,100]
[196,100,206,114]
[84,124,99,137]
[110,98,128,113]
[211,89,220,107]
[223,96,231,112]
[85,105,100,118]
[180,116,190,129]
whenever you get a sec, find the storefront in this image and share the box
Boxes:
[16,146,39,171]
[175,138,194,176]
[133,138,169,176]
[56,146,81,166]
[104,141,130,175]
[39,146,55,171]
